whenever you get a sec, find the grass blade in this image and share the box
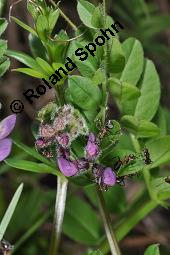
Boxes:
[0,183,24,241]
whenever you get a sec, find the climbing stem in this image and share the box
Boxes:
[97,188,122,255]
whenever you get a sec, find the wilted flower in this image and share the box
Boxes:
[0,114,16,162]
[85,133,100,161]
[39,124,56,139]
[75,158,89,172]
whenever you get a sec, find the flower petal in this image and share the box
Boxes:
[0,114,16,140]
[57,157,78,177]
[0,138,12,162]
[103,167,116,186]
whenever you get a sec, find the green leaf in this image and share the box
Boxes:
[150,177,170,202]
[109,38,125,73]
[86,250,103,255]
[146,136,170,168]
[5,158,61,176]
[52,62,68,85]
[135,59,161,121]
[11,16,37,36]
[29,34,47,59]
[120,38,144,85]
[118,158,145,177]
[0,18,8,36]
[13,67,47,79]
[121,115,160,138]
[92,68,105,85]
[0,40,7,56]
[36,15,49,41]
[109,78,140,115]
[0,183,23,241]
[12,138,55,168]
[77,0,96,28]
[27,1,39,20]
[76,59,96,78]
[6,50,43,71]
[36,57,54,75]
[91,5,104,28]
[68,75,102,110]
[154,107,167,136]
[48,9,59,33]
[144,244,160,255]
[63,197,101,245]
[0,57,10,77]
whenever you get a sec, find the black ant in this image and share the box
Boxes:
[98,120,113,140]
[113,154,136,171]
[116,176,125,186]
[143,148,152,165]
[0,240,13,255]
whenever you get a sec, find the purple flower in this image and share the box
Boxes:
[102,167,116,186]
[57,157,79,177]
[0,114,16,162]
[86,133,100,161]
[35,138,46,149]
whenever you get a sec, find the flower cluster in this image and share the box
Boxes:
[35,104,88,157]
[57,131,117,190]
[35,103,119,190]
[0,114,16,162]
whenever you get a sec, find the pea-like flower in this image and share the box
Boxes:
[0,114,16,162]
[85,133,100,161]
[102,167,116,186]
[57,157,79,177]
[93,164,116,190]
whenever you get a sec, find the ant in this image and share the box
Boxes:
[0,240,13,255]
[97,120,113,140]
[143,148,152,165]
[116,176,125,186]
[113,154,136,171]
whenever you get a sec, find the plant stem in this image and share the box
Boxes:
[49,0,77,31]
[97,189,122,255]
[100,192,157,254]
[102,0,109,125]
[59,8,77,31]
[48,176,68,255]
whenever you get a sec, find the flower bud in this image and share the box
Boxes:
[35,138,46,149]
[102,167,116,186]
[86,133,100,161]
[56,133,70,148]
